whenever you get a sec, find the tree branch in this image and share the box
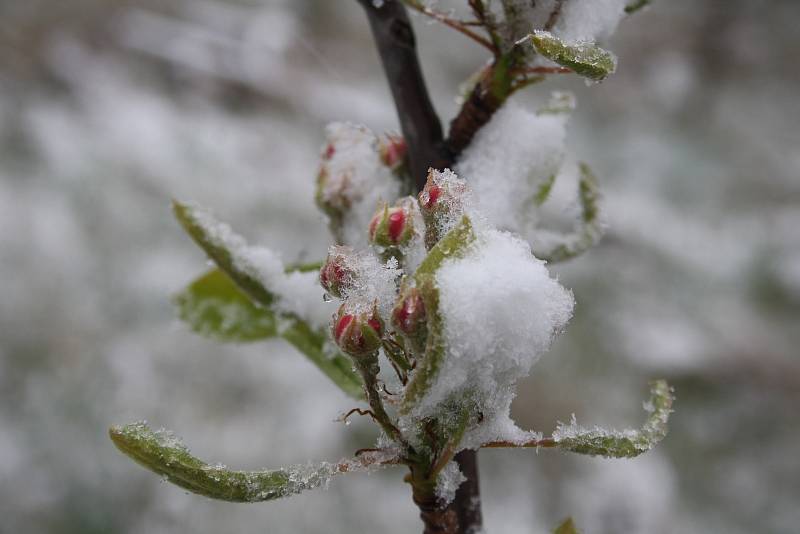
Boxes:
[356,3,483,532]
[357,0,450,192]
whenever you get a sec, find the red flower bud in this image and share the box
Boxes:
[319,247,356,299]
[332,305,384,357]
[378,134,407,170]
[368,202,414,248]
[391,288,426,338]
[417,169,468,249]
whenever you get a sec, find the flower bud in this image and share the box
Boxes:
[332,305,384,357]
[391,287,426,338]
[319,246,355,299]
[417,169,467,249]
[368,202,414,248]
[377,134,407,170]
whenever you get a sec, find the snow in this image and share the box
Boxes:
[317,122,402,248]
[325,245,401,322]
[435,460,466,506]
[551,0,628,43]
[456,98,568,236]
[187,203,334,329]
[411,226,575,446]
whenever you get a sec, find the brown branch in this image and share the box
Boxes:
[482,436,557,448]
[356,3,486,532]
[357,0,450,192]
[402,0,496,51]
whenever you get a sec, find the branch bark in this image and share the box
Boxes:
[356,2,485,533]
[356,0,450,192]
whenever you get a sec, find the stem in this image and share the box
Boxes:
[355,353,404,444]
[356,0,450,191]
[356,2,491,532]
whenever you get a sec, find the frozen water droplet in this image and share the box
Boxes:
[345,420,352,426]
[372,0,385,7]
[323,292,332,302]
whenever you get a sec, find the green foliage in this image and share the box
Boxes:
[109,422,337,502]
[172,201,363,399]
[554,380,674,458]
[536,162,603,263]
[175,268,278,342]
[401,216,477,413]
[553,517,580,534]
[625,0,651,14]
[529,31,617,81]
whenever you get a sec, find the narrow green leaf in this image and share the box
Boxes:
[172,201,363,398]
[529,31,617,81]
[280,318,365,400]
[535,162,603,263]
[402,217,477,413]
[172,200,272,306]
[625,0,651,14]
[109,422,338,502]
[554,380,674,458]
[553,517,580,534]
[175,269,278,343]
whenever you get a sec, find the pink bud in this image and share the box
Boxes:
[319,247,355,299]
[391,288,426,337]
[368,203,414,248]
[378,134,407,170]
[332,305,384,357]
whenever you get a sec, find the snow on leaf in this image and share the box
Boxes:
[109,422,395,502]
[553,380,674,458]
[529,30,617,81]
[173,201,363,399]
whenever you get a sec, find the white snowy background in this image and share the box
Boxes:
[1,1,799,533]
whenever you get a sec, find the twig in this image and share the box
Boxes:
[357,0,450,191]
[402,0,496,51]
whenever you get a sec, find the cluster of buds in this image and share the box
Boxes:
[377,133,407,171]
[418,170,467,249]
[332,304,384,358]
[368,197,415,250]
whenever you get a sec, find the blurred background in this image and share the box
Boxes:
[1,1,799,532]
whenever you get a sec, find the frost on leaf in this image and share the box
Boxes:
[109,422,393,502]
[553,380,674,458]
[173,200,363,399]
[109,422,330,502]
[530,31,617,82]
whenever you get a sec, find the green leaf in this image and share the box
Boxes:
[554,380,674,458]
[280,316,365,400]
[402,216,477,414]
[625,0,651,14]
[553,517,580,534]
[175,269,278,342]
[535,162,603,263]
[529,31,616,81]
[110,422,338,502]
[172,201,363,399]
[173,200,273,306]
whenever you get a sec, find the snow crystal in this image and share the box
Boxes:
[318,122,401,248]
[456,98,568,238]
[329,246,401,322]
[412,228,574,445]
[436,460,466,506]
[551,0,628,42]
